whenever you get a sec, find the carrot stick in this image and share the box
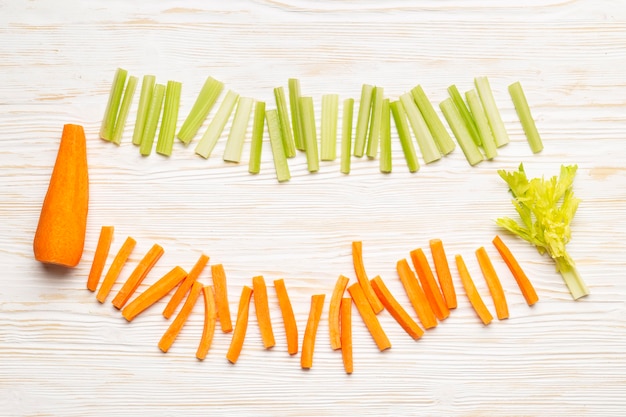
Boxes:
[121,266,187,321]
[196,285,217,360]
[492,235,539,306]
[33,124,89,268]
[371,276,424,340]
[273,278,298,355]
[347,282,391,351]
[410,248,450,320]
[163,253,209,319]
[87,226,114,292]
[455,254,493,325]
[112,243,164,309]
[329,274,350,350]
[352,241,384,314]
[340,297,353,374]
[476,247,509,320]
[226,286,253,364]
[429,239,457,309]
[96,236,136,303]
[212,263,233,333]
[301,294,326,369]
[396,258,438,329]
[252,275,275,349]
[158,280,203,353]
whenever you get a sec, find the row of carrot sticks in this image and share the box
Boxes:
[86,226,538,373]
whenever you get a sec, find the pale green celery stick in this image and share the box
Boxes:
[475,76,509,147]
[448,84,481,147]
[340,98,354,174]
[508,81,544,153]
[399,93,441,164]
[411,85,456,155]
[266,109,291,182]
[248,101,265,174]
[465,89,497,160]
[156,80,182,156]
[390,100,419,173]
[353,84,374,157]
[223,97,254,163]
[439,98,484,166]
[299,97,319,172]
[132,75,156,146]
[379,98,391,173]
[274,87,296,158]
[320,94,339,161]
[177,76,224,145]
[288,78,305,151]
[100,68,128,141]
[111,75,138,145]
[139,83,166,156]
[366,86,384,159]
[195,90,239,159]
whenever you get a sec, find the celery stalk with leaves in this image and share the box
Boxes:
[496,163,589,300]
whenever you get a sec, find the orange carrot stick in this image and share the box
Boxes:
[352,241,384,314]
[87,226,114,292]
[196,285,217,360]
[340,297,353,374]
[329,274,350,350]
[112,243,164,309]
[429,239,457,309]
[476,246,509,320]
[455,254,493,325]
[301,294,326,369]
[226,286,253,364]
[492,235,539,306]
[212,264,233,333]
[396,258,438,329]
[96,236,136,303]
[158,280,203,353]
[163,253,209,319]
[347,282,391,351]
[33,124,89,268]
[371,276,424,340]
[252,275,275,349]
[273,278,298,355]
[121,266,187,321]
[410,248,450,321]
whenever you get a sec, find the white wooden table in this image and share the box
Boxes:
[1,1,625,416]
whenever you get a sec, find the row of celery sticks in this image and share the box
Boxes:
[99,68,543,182]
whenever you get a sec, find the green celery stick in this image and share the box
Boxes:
[440,97,484,166]
[156,80,182,156]
[508,81,544,153]
[390,100,419,173]
[299,97,319,173]
[274,86,296,158]
[411,85,456,155]
[379,98,391,173]
[353,84,374,157]
[366,86,384,159]
[100,68,128,141]
[223,97,254,163]
[266,109,291,182]
[132,74,156,146]
[195,90,239,159]
[466,89,497,160]
[320,94,339,161]
[248,101,265,174]
[340,98,354,174]
[288,78,305,151]
[177,76,224,145]
[111,75,138,145]
[139,83,166,156]
[475,76,509,147]
[399,93,441,164]
[448,84,481,146]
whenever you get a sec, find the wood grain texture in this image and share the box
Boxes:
[1,0,625,416]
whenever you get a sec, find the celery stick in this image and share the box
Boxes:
[248,101,265,174]
[132,74,156,146]
[111,75,138,145]
[448,84,481,147]
[139,83,166,156]
[399,93,441,164]
[177,76,224,145]
[439,97,484,166]
[320,94,339,161]
[274,87,296,158]
[379,98,391,173]
[195,90,239,159]
[411,85,456,155]
[223,97,254,163]
[466,89,497,160]
[299,96,319,172]
[475,76,509,147]
[340,98,354,174]
[508,81,544,153]
[156,80,182,156]
[353,84,374,157]
[266,109,291,182]
[288,78,305,151]
[390,100,419,173]
[100,68,128,141]
[366,86,384,159]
